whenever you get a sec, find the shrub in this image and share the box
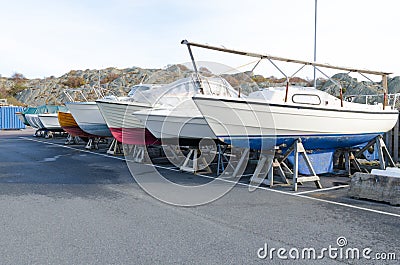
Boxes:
[251,75,267,83]
[10,72,27,95]
[9,83,26,95]
[6,96,26,106]
[100,73,120,84]
[68,70,77,76]
[0,85,7,98]
[62,76,86,88]
[11,72,26,82]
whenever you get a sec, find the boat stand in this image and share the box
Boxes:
[180,148,212,174]
[44,130,53,139]
[214,147,254,178]
[85,137,100,150]
[229,148,250,178]
[286,139,322,191]
[121,144,150,163]
[122,144,134,156]
[345,151,364,173]
[335,148,366,175]
[336,135,396,175]
[34,129,45,137]
[216,144,228,175]
[64,134,81,145]
[162,145,181,164]
[250,156,290,187]
[213,144,237,176]
[65,134,74,144]
[251,139,322,191]
[131,145,146,163]
[107,138,123,155]
[354,135,396,170]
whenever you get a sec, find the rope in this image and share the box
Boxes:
[220,59,262,75]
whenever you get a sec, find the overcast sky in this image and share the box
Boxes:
[1,0,399,81]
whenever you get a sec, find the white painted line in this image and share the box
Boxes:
[294,185,349,195]
[21,137,127,161]
[21,137,183,172]
[195,172,400,218]
[150,164,181,172]
[21,137,400,218]
[293,194,400,218]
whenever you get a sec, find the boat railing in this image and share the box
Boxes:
[345,93,400,110]
[63,89,88,102]
[63,84,117,102]
[190,73,241,98]
[181,40,392,111]
[101,87,122,101]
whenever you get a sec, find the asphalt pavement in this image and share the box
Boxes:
[0,129,399,264]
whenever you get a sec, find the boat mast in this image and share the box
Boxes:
[181,40,391,76]
[313,0,318,89]
[181,40,392,109]
[181,40,203,94]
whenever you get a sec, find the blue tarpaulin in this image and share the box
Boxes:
[287,149,335,175]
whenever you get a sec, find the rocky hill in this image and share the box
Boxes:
[1,65,399,107]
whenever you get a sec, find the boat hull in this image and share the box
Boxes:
[25,114,45,129]
[133,108,217,146]
[65,102,112,137]
[193,96,399,150]
[58,111,98,138]
[109,127,160,145]
[38,113,63,131]
[96,99,158,144]
[96,100,147,129]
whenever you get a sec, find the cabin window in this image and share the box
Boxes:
[292,94,321,105]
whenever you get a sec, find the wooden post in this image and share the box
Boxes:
[382,74,393,154]
[382,74,388,110]
[394,114,399,163]
[284,81,289,103]
[340,87,344,107]
[386,130,393,157]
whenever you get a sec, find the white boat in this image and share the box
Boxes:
[23,105,68,131]
[65,102,113,137]
[25,113,46,130]
[96,84,163,145]
[16,107,38,126]
[25,114,45,129]
[193,86,399,150]
[38,113,63,130]
[133,76,239,145]
[176,39,399,151]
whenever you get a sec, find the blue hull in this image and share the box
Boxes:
[79,124,113,137]
[220,133,382,150]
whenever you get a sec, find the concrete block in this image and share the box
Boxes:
[348,172,400,206]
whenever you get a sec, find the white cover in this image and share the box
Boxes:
[96,84,164,130]
[133,76,239,140]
